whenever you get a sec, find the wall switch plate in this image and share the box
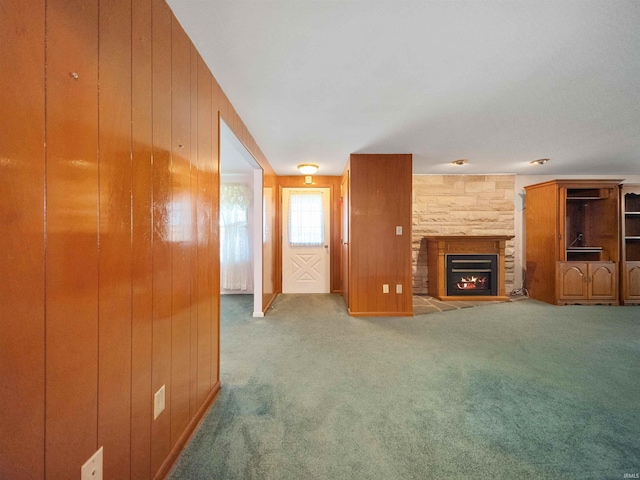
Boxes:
[396,226,402,235]
[154,385,165,420]
[81,447,103,480]
[396,284,402,294]
[383,284,389,293]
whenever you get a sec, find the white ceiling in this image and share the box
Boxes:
[167,0,640,176]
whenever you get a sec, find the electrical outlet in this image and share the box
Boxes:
[81,447,103,480]
[396,284,402,294]
[382,284,389,293]
[154,385,165,420]
[395,226,402,235]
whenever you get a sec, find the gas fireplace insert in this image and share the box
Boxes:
[446,254,498,297]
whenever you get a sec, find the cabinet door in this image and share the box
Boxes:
[556,262,588,300]
[588,262,617,300]
[624,262,640,302]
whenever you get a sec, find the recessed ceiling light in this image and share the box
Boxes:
[529,158,550,165]
[451,159,468,166]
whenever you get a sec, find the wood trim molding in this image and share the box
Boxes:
[425,235,514,301]
[153,381,221,480]
[348,310,414,317]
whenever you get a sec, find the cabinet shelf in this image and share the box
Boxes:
[566,187,610,199]
[566,247,603,262]
[621,185,640,304]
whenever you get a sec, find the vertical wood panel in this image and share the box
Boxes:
[97,1,132,478]
[197,55,214,405]
[212,96,221,385]
[189,44,200,419]
[0,2,46,479]
[131,0,154,477]
[170,16,192,447]
[349,154,412,316]
[341,170,350,307]
[45,1,100,477]
[151,0,173,472]
[524,182,558,304]
[263,172,278,310]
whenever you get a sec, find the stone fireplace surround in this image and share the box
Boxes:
[412,175,516,295]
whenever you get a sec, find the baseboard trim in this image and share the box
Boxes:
[348,310,413,317]
[154,380,221,479]
[262,292,278,315]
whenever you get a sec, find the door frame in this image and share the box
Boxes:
[219,119,265,317]
[281,187,331,293]
[275,177,342,294]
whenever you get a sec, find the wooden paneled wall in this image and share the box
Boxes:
[0,1,276,479]
[345,154,413,316]
[0,3,46,479]
[276,176,343,293]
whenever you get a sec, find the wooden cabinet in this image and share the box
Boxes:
[556,262,617,304]
[525,179,621,305]
[620,184,640,305]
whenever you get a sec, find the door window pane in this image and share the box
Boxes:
[288,191,324,246]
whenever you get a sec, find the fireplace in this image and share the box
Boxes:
[424,235,513,301]
[446,254,497,297]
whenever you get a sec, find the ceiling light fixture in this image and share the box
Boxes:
[529,158,550,165]
[451,159,468,166]
[297,163,319,175]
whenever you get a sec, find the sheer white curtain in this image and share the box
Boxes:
[220,182,253,291]
[288,190,324,246]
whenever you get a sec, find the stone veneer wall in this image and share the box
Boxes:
[412,175,516,295]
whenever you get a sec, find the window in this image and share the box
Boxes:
[288,190,324,246]
[220,182,253,291]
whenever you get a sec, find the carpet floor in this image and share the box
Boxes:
[168,294,640,480]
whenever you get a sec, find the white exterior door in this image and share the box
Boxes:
[282,187,330,293]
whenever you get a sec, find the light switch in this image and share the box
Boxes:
[396,284,402,294]
[396,226,402,235]
[383,284,389,293]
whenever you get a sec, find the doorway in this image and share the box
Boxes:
[219,120,263,317]
[282,187,331,293]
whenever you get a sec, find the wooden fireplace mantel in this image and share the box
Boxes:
[424,235,514,301]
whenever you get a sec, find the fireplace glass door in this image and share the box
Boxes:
[446,254,497,296]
